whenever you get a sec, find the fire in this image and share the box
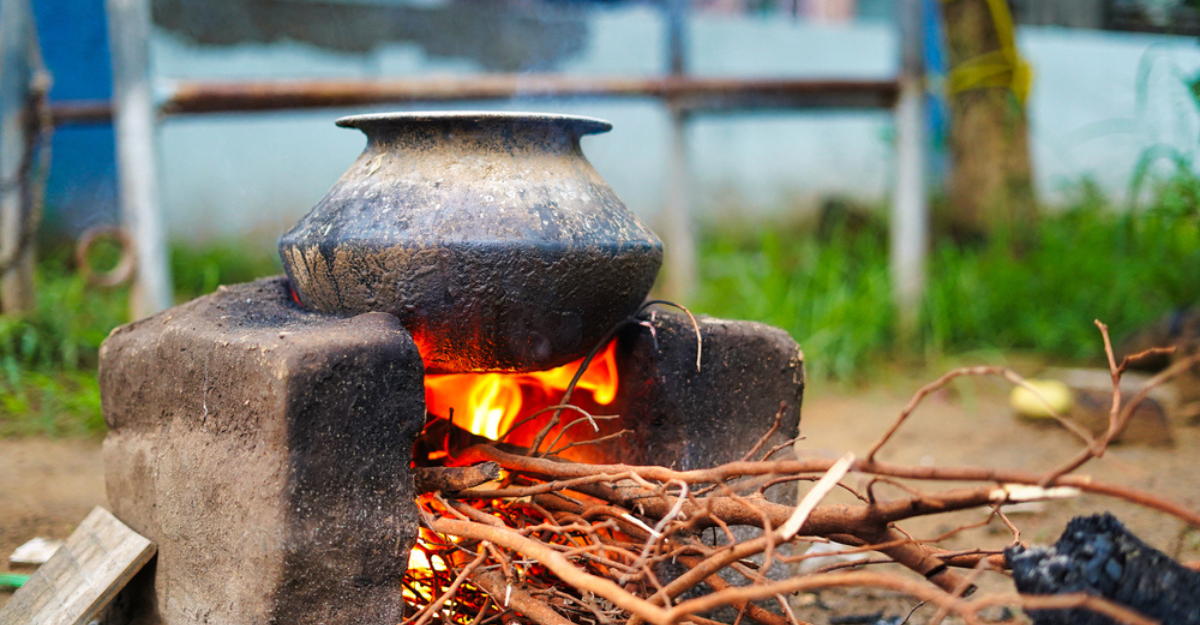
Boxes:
[423,341,619,442]
[407,342,622,619]
[404,513,481,622]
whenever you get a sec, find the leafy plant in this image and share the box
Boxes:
[170,241,282,301]
[0,257,125,436]
[0,240,281,437]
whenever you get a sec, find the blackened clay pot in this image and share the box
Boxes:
[279,111,663,373]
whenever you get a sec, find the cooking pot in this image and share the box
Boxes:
[280,111,663,373]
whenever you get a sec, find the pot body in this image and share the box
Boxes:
[280,112,663,373]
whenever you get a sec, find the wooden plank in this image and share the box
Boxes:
[0,507,156,625]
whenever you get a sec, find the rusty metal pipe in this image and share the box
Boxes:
[49,100,114,126]
[48,75,899,125]
[164,75,899,114]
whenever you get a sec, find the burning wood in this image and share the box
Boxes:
[404,322,1200,625]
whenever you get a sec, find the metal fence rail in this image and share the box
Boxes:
[50,75,899,123]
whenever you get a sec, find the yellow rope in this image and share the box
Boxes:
[941,0,1032,103]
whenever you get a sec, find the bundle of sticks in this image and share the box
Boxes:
[403,323,1198,625]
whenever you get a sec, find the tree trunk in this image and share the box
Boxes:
[940,0,1037,241]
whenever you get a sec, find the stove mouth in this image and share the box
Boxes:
[417,338,623,465]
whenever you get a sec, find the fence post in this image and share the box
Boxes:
[107,0,172,319]
[892,0,929,342]
[0,0,39,315]
[660,0,697,302]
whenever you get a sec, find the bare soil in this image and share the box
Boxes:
[0,437,106,609]
[2,376,1199,621]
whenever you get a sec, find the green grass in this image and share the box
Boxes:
[170,241,282,301]
[0,256,126,436]
[694,219,895,383]
[695,179,1200,384]
[0,242,281,437]
[923,202,1200,361]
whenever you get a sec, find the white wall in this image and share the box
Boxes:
[1021,27,1200,206]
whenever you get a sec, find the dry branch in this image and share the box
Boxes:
[415,463,502,494]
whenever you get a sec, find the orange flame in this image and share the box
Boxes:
[404,522,476,619]
[423,341,619,441]
[409,345,621,617]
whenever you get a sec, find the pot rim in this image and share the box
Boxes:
[336,110,613,137]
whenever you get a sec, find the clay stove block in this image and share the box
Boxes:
[99,277,425,624]
[615,311,805,476]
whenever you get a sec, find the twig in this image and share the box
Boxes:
[927,559,991,625]
[663,571,973,625]
[549,429,632,458]
[740,403,787,463]
[777,593,803,625]
[525,404,606,457]
[458,445,1200,527]
[967,592,1158,625]
[865,366,1100,463]
[781,453,854,540]
[540,414,621,456]
[403,329,1200,625]
[456,472,636,499]
[1041,339,1200,484]
[759,436,800,462]
[430,517,674,624]
[675,554,798,625]
[622,481,690,584]
[639,299,703,372]
[536,299,704,458]
[472,569,577,625]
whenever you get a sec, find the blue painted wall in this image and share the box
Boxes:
[33,0,118,235]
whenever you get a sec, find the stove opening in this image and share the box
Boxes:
[418,340,622,464]
[406,339,629,619]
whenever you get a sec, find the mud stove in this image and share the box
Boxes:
[98,112,805,624]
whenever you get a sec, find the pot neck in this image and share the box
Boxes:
[337,112,611,153]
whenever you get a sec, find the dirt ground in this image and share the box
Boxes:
[2,373,1199,621]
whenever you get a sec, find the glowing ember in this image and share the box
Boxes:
[406,527,449,574]
[423,341,619,442]
[403,518,481,622]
